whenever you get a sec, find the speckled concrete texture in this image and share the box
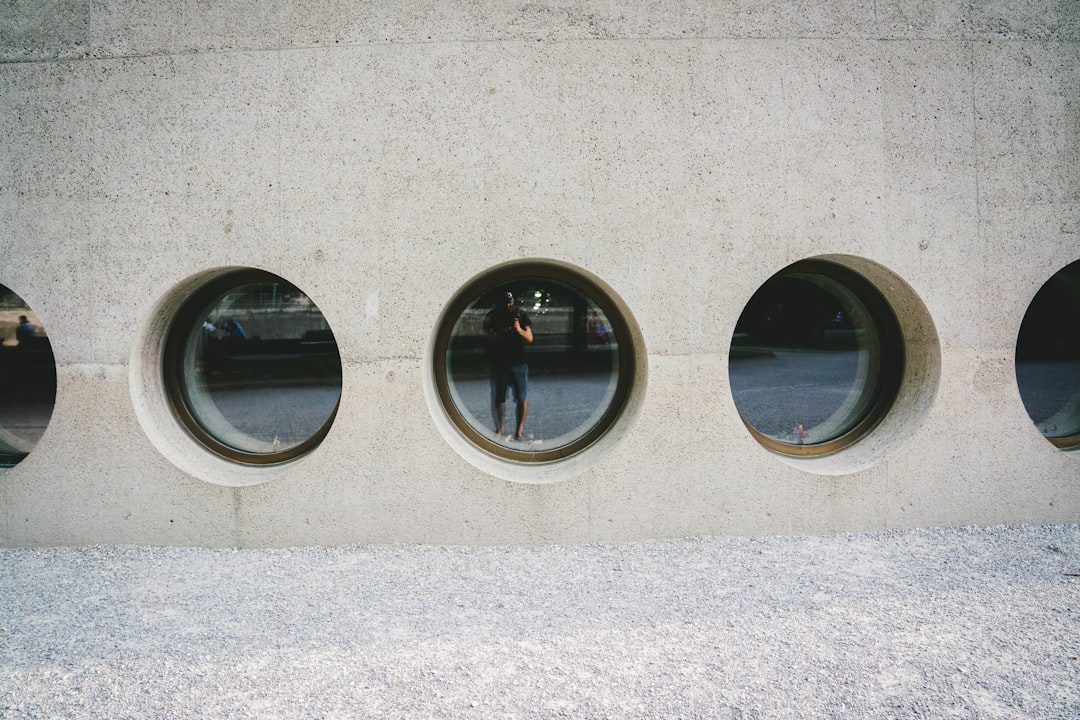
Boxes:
[0,1,1077,546]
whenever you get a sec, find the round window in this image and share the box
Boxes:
[0,285,57,467]
[1015,259,1080,450]
[728,260,904,456]
[163,270,342,464]
[434,262,636,462]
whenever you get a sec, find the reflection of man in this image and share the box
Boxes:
[221,318,245,341]
[587,310,609,345]
[484,292,533,441]
[15,315,35,345]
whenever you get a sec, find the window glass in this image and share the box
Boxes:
[165,271,341,464]
[0,286,56,467]
[728,261,903,455]
[1015,259,1080,449]
[436,265,633,461]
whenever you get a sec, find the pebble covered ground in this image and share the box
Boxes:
[1,524,1078,719]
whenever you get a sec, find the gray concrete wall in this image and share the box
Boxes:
[1,1,1077,547]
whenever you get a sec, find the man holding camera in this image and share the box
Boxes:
[483,292,534,441]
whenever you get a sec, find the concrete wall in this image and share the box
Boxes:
[1,1,1077,547]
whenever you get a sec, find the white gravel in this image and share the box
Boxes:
[2,524,1078,719]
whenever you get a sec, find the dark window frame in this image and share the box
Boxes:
[731,259,906,457]
[433,261,637,463]
[1015,258,1080,450]
[163,269,341,465]
[0,285,57,467]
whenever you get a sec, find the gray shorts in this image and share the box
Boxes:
[491,363,528,404]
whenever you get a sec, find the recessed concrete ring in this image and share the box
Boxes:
[1014,257,1080,453]
[730,253,941,476]
[130,266,341,487]
[423,258,647,484]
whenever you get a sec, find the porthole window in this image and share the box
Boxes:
[0,286,57,467]
[1015,259,1080,450]
[434,262,636,462]
[163,270,342,465]
[728,260,904,456]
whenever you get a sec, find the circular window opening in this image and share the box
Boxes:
[434,262,636,462]
[1015,259,1080,450]
[728,259,904,456]
[163,270,342,465]
[0,286,57,467]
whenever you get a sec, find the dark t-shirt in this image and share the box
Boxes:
[484,307,532,367]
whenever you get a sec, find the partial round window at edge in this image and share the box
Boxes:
[728,259,905,456]
[1015,259,1080,450]
[0,285,57,467]
[434,262,636,463]
[163,270,342,465]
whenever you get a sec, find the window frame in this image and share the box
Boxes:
[433,261,637,463]
[0,286,57,467]
[731,259,906,457]
[162,269,342,465]
[1015,259,1080,451]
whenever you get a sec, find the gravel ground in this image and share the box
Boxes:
[1,524,1078,719]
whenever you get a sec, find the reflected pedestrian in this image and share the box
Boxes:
[221,318,245,341]
[588,310,609,345]
[484,292,533,441]
[15,315,35,345]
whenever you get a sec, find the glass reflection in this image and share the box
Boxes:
[445,278,620,454]
[0,286,57,466]
[1015,259,1080,447]
[729,270,887,448]
[175,278,341,457]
